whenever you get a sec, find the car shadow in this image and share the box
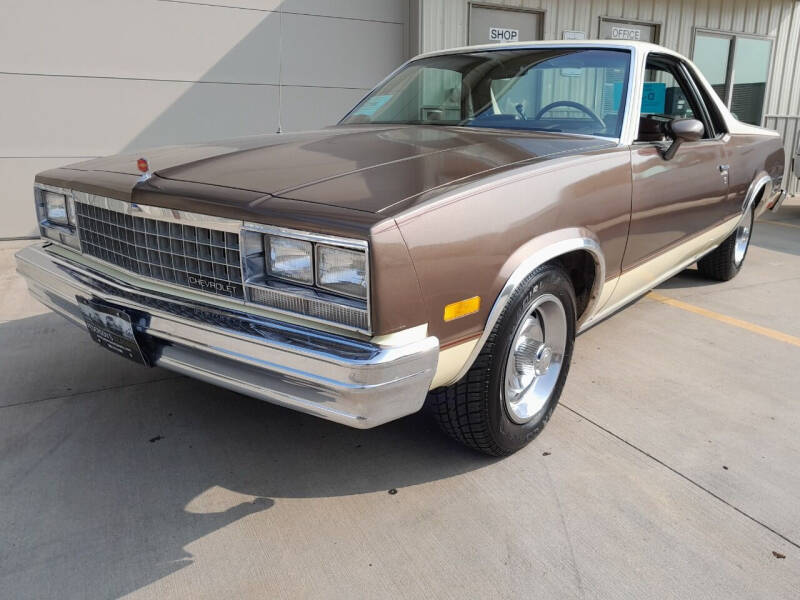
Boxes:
[653,265,709,290]
[0,312,493,598]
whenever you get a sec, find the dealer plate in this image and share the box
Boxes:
[76,297,150,365]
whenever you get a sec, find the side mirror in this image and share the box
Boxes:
[662,118,704,160]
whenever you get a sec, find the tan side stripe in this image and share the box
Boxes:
[647,292,800,348]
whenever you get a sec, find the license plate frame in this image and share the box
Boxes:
[76,296,151,366]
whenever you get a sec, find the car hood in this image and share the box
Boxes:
[67,125,615,215]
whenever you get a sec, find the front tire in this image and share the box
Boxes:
[427,264,576,456]
[697,207,754,281]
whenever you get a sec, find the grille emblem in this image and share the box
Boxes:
[137,157,152,183]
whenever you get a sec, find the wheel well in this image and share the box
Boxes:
[551,250,597,320]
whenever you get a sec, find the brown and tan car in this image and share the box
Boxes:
[16,41,786,455]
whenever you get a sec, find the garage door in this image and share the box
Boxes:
[1,0,409,238]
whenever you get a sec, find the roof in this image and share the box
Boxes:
[413,39,686,62]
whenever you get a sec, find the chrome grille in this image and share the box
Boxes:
[248,285,369,331]
[75,202,244,300]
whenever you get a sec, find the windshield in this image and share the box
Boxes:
[341,48,631,137]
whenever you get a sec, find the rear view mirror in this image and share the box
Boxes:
[662,118,704,160]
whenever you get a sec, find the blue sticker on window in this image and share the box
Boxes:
[641,82,666,114]
[612,82,624,111]
[353,95,393,117]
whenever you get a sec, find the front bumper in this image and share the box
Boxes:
[15,244,439,428]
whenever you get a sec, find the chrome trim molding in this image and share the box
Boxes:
[447,236,605,386]
[742,172,774,218]
[74,190,242,232]
[15,244,438,429]
[244,222,368,250]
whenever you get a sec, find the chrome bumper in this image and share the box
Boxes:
[15,244,439,428]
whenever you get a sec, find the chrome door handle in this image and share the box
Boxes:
[718,164,730,185]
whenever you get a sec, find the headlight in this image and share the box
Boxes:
[35,184,81,250]
[44,191,69,226]
[267,236,313,285]
[241,225,371,332]
[316,244,367,299]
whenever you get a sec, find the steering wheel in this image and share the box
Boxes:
[534,101,606,129]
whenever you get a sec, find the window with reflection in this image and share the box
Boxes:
[693,32,772,125]
[341,48,631,138]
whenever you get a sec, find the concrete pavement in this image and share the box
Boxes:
[1,203,799,599]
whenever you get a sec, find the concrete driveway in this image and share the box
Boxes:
[2,203,799,599]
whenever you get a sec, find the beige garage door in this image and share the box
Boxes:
[1,1,409,238]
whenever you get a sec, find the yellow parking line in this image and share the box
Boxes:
[647,292,800,348]
[759,219,800,230]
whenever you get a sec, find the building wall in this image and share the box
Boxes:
[417,0,800,193]
[0,0,411,238]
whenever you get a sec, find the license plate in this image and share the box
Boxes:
[77,297,150,366]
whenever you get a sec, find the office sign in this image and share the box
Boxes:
[599,18,658,44]
[610,26,641,40]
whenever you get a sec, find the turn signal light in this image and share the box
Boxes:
[444,296,481,322]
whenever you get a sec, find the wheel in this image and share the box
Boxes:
[427,264,576,456]
[697,206,754,281]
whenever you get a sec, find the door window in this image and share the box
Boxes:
[637,57,710,142]
[641,62,696,120]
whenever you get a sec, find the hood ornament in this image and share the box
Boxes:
[137,157,152,183]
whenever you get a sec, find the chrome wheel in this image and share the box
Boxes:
[503,293,568,425]
[734,209,753,266]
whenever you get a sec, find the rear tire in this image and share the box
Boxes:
[697,207,754,281]
[427,264,576,457]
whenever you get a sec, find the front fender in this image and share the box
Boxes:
[446,230,605,385]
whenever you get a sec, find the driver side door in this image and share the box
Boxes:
[622,53,730,271]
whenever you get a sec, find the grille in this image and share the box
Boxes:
[249,286,369,332]
[75,202,244,300]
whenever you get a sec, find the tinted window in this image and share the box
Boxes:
[341,48,631,137]
[730,37,771,125]
[693,34,731,101]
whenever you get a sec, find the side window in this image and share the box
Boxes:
[641,60,695,120]
[637,56,710,141]
[683,63,728,135]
